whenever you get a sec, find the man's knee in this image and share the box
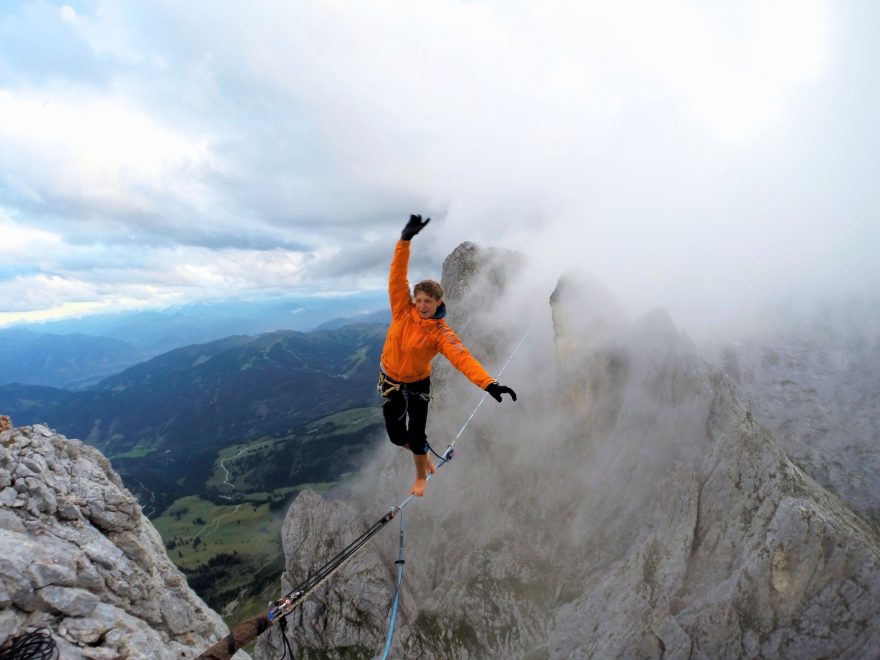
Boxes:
[387,432,409,448]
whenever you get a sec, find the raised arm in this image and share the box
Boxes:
[388,240,412,318]
[389,215,431,317]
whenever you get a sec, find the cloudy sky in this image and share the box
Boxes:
[1,0,878,330]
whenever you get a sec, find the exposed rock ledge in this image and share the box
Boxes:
[0,422,248,659]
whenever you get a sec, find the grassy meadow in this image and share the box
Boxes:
[150,406,384,625]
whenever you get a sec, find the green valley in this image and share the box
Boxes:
[0,321,390,624]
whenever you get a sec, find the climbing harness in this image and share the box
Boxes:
[378,371,431,402]
[377,371,401,397]
[379,371,431,424]
[197,319,536,659]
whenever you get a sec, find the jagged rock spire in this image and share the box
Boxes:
[256,257,880,659]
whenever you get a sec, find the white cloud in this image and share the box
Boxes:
[2,0,877,331]
[0,89,213,217]
[59,5,77,26]
[0,211,63,256]
[0,240,346,322]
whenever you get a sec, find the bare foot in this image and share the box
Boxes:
[410,477,427,497]
[410,453,432,496]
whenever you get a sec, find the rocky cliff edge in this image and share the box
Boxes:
[0,421,248,659]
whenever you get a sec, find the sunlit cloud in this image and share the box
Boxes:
[0,300,126,326]
[0,212,64,256]
[0,88,212,214]
[0,240,356,325]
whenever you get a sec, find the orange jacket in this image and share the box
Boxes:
[380,240,495,389]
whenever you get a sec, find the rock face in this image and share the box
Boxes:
[257,246,880,659]
[717,301,880,523]
[542,277,880,659]
[0,423,246,659]
[255,490,392,658]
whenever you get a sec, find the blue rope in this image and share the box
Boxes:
[381,510,406,660]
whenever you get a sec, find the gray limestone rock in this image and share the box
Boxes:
[715,302,880,523]
[27,560,77,590]
[255,490,392,658]
[540,276,880,658]
[0,424,250,659]
[37,586,100,617]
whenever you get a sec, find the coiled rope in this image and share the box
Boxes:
[0,629,58,660]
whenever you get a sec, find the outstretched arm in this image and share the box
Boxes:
[438,331,517,402]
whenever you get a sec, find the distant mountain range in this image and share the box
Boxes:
[0,328,146,389]
[0,322,389,515]
[0,294,388,388]
[313,308,391,331]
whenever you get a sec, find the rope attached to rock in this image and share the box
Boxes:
[196,507,399,660]
[197,319,536,659]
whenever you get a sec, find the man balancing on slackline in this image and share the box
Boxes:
[378,214,517,497]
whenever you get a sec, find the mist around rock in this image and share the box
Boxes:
[260,242,880,659]
[1,238,877,659]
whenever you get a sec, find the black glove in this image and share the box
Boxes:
[401,214,430,240]
[485,382,517,402]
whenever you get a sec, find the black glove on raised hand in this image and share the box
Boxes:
[401,214,430,240]
[485,382,517,402]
